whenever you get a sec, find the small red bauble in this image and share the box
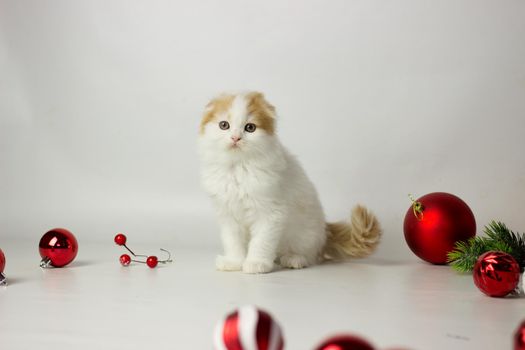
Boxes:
[0,248,5,273]
[214,305,284,350]
[403,192,476,264]
[0,248,6,285]
[515,320,525,350]
[314,335,375,350]
[120,254,131,266]
[146,256,158,268]
[39,228,78,268]
[473,251,520,297]
[114,233,127,246]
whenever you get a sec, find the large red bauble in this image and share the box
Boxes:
[515,320,525,350]
[473,251,520,297]
[403,192,476,264]
[314,335,375,350]
[0,248,5,273]
[39,228,78,267]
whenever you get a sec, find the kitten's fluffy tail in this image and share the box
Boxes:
[324,205,382,260]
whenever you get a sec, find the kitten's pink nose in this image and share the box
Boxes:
[231,135,242,143]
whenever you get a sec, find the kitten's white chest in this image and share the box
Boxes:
[202,162,278,221]
[219,164,251,198]
[203,164,258,199]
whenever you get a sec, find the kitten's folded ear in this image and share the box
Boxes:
[246,91,277,134]
[205,93,234,111]
[246,91,276,117]
[200,93,235,134]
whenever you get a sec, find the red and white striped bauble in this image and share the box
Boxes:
[214,305,284,350]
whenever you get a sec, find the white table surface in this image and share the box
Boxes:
[0,238,523,350]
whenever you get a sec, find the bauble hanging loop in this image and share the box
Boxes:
[408,194,424,220]
[39,228,78,268]
[0,248,7,286]
[39,257,52,268]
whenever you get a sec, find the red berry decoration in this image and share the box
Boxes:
[473,251,520,297]
[213,305,284,350]
[39,228,79,268]
[0,248,6,286]
[146,256,158,268]
[515,320,525,350]
[120,254,131,266]
[403,192,476,264]
[114,233,127,246]
[315,335,375,350]
[114,233,172,268]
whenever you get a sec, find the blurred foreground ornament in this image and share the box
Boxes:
[403,192,476,264]
[515,320,525,350]
[39,228,78,268]
[114,233,172,268]
[213,305,284,350]
[314,334,375,350]
[473,251,520,297]
[0,248,6,285]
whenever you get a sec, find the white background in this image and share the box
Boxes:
[2,0,525,249]
[1,1,525,349]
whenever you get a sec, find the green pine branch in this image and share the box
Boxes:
[484,221,525,268]
[447,220,525,273]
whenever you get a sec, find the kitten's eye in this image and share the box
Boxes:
[245,123,256,133]
[219,121,230,130]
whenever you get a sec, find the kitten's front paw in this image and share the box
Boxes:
[216,255,243,271]
[242,259,274,274]
[279,254,309,269]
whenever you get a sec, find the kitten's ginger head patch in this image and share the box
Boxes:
[200,92,276,136]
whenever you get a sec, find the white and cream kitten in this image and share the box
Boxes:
[199,92,381,274]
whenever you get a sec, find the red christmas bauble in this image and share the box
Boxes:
[214,305,284,350]
[0,248,5,273]
[473,251,520,297]
[314,335,375,350]
[39,228,78,267]
[0,248,6,285]
[403,192,476,264]
[515,320,525,350]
